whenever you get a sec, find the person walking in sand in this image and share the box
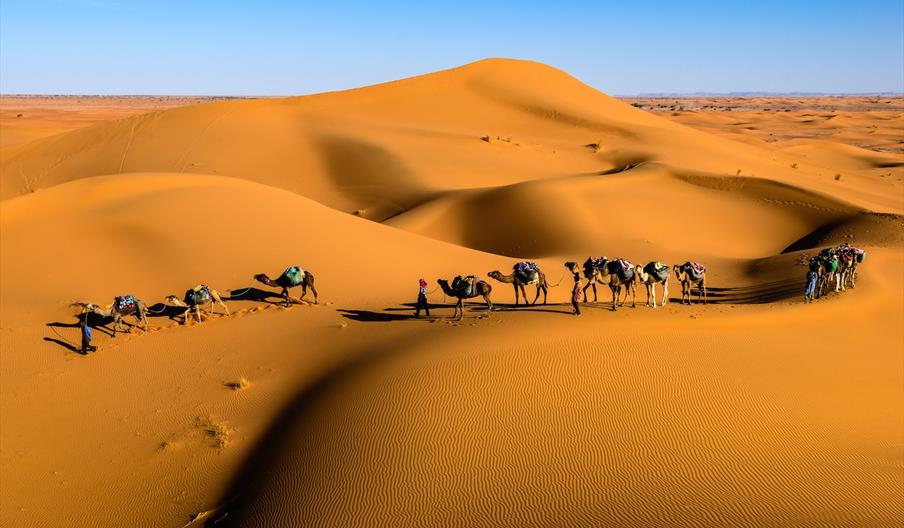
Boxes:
[571,269,584,316]
[805,269,818,303]
[415,278,431,317]
[80,308,97,354]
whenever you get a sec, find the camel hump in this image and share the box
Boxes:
[186,285,212,305]
[283,266,304,286]
[114,295,138,313]
[513,261,540,283]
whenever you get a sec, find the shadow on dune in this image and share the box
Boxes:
[145,302,188,319]
[225,286,284,305]
[667,278,802,305]
[199,334,429,527]
[42,337,84,354]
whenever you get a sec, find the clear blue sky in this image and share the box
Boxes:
[1,1,902,95]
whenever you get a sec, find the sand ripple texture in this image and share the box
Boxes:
[215,322,903,528]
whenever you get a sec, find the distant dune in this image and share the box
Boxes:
[1,59,901,528]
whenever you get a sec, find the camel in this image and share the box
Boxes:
[165,285,229,324]
[673,262,707,305]
[254,265,318,306]
[836,244,865,290]
[437,276,493,320]
[634,261,670,307]
[488,262,548,305]
[579,257,612,303]
[815,250,840,297]
[606,259,637,311]
[77,295,149,336]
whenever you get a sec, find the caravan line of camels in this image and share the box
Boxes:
[74,243,865,332]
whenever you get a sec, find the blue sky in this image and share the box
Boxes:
[1,1,902,95]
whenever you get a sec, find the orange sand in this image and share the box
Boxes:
[1,59,902,527]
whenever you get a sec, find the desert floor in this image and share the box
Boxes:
[1,60,902,527]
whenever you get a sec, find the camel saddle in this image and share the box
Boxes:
[584,257,608,273]
[614,259,634,281]
[452,275,479,296]
[283,266,304,286]
[682,262,705,282]
[185,285,212,306]
[513,261,540,283]
[114,295,137,313]
[645,262,669,281]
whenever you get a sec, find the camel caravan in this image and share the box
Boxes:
[66,243,866,352]
[71,265,317,353]
[805,243,866,303]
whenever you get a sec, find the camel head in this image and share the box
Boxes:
[165,295,187,307]
[487,270,503,281]
[673,264,686,281]
[253,273,269,283]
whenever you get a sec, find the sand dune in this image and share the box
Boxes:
[1,60,901,528]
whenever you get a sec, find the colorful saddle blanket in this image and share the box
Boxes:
[584,257,608,273]
[114,295,137,313]
[513,261,540,283]
[283,266,304,287]
[185,285,212,306]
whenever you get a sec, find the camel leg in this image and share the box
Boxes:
[307,277,318,304]
[541,283,548,305]
[661,280,669,306]
[212,291,229,315]
[649,283,655,307]
[611,285,619,312]
[583,281,593,304]
[112,314,120,337]
[485,294,493,314]
[513,283,519,306]
[531,284,541,305]
[281,287,291,306]
[139,310,148,332]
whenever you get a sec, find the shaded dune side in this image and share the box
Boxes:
[211,319,904,528]
[386,165,863,258]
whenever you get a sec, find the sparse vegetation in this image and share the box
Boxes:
[835,173,843,181]
[197,416,230,448]
[736,169,742,176]
[586,141,602,153]
[790,163,798,169]
[225,377,250,391]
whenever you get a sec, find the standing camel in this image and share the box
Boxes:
[634,262,670,307]
[579,257,612,303]
[437,276,493,320]
[78,295,149,336]
[254,265,318,306]
[673,262,707,305]
[165,285,229,324]
[607,259,636,311]
[488,262,548,305]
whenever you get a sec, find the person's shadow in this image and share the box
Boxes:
[45,312,110,355]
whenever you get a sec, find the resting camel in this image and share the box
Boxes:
[254,266,318,306]
[488,264,548,305]
[579,257,612,303]
[76,295,149,336]
[437,277,493,320]
[165,285,229,324]
[634,262,670,307]
[673,262,707,305]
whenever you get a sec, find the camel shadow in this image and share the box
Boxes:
[671,278,801,305]
[226,285,285,305]
[145,302,187,319]
[494,302,578,315]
